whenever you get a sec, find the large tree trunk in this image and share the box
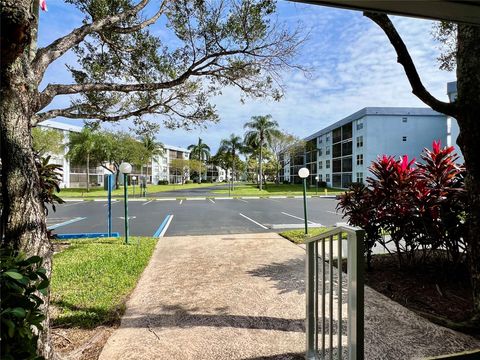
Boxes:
[456,24,480,319]
[0,20,53,358]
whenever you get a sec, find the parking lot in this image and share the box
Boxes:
[47,197,344,237]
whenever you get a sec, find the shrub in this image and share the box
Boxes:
[185,180,193,184]
[1,249,49,360]
[318,181,327,188]
[157,180,169,185]
[337,141,466,269]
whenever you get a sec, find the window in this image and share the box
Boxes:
[402,136,407,142]
[333,128,342,143]
[342,123,352,140]
[318,148,323,156]
[342,157,352,172]
[333,159,341,172]
[326,174,330,182]
[357,154,363,166]
[326,160,330,169]
[356,172,363,183]
[342,141,353,156]
[319,161,323,170]
[402,117,408,123]
[319,174,323,181]
[326,146,330,155]
[319,137,323,144]
[356,136,363,148]
[326,136,330,142]
[357,121,364,130]
[333,143,342,158]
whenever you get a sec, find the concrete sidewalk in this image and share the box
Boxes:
[99,233,479,360]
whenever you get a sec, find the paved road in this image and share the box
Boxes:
[47,197,344,237]
[145,184,230,198]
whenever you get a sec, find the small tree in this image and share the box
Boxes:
[219,134,245,190]
[269,132,304,184]
[188,138,211,183]
[243,115,281,190]
[32,127,65,157]
[66,127,99,192]
[170,159,190,185]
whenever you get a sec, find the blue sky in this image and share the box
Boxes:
[38,1,454,153]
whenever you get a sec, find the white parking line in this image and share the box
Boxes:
[142,200,153,206]
[103,201,120,207]
[281,211,317,224]
[63,201,86,207]
[208,198,215,204]
[326,210,341,215]
[179,199,183,205]
[237,199,248,203]
[239,213,268,229]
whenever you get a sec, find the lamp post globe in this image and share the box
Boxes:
[298,167,309,179]
[120,162,132,174]
[298,167,310,236]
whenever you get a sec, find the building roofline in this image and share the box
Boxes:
[304,107,445,141]
[38,120,83,132]
[164,144,190,153]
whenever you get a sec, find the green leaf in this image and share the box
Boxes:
[4,271,23,280]
[10,307,26,318]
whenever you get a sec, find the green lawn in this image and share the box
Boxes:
[213,183,343,196]
[59,182,223,198]
[50,237,156,328]
[279,227,332,244]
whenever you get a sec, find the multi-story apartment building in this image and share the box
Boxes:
[282,107,450,188]
[151,145,190,184]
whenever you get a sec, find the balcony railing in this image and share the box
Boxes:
[305,224,365,360]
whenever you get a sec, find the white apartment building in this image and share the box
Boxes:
[446,81,464,162]
[281,107,450,188]
[37,121,225,187]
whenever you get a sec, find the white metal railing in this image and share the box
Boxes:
[305,224,365,360]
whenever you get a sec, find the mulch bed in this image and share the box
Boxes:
[356,254,477,335]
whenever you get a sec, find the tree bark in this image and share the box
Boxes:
[0,23,53,358]
[456,24,480,319]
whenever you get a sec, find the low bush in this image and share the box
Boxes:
[185,180,193,184]
[318,181,327,188]
[337,141,466,269]
[1,249,49,360]
[157,180,169,185]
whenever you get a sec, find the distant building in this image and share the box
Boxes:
[281,107,449,188]
[446,81,464,163]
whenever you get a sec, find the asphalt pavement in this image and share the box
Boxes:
[47,197,344,237]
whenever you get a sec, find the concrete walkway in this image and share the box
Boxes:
[100,233,480,360]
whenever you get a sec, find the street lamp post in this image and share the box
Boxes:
[299,167,317,359]
[315,175,319,196]
[298,168,310,235]
[132,176,137,198]
[120,162,132,245]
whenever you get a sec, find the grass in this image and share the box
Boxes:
[50,237,156,328]
[59,182,223,198]
[279,227,332,244]
[213,183,343,197]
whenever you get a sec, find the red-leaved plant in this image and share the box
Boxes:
[337,141,466,269]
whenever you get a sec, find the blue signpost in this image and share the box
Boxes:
[107,173,113,237]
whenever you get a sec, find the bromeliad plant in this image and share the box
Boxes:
[337,141,466,269]
[35,155,65,214]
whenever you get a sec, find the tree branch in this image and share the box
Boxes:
[364,11,457,117]
[108,1,167,34]
[32,0,151,79]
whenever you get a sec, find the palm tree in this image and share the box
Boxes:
[188,138,211,183]
[243,115,281,190]
[218,134,244,190]
[141,135,164,183]
[67,127,98,192]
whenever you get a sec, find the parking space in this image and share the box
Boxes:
[48,197,344,237]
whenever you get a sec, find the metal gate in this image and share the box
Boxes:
[305,224,365,360]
